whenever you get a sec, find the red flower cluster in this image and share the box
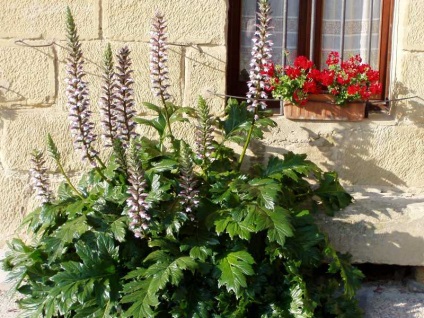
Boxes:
[267,51,382,105]
[260,62,278,92]
[323,52,382,103]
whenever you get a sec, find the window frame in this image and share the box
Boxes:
[226,0,395,108]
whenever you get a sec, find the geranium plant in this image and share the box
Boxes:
[2,2,364,317]
[321,51,382,105]
[268,56,320,106]
[269,51,382,106]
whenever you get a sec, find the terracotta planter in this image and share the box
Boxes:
[283,94,366,121]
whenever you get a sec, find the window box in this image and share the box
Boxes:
[283,93,366,121]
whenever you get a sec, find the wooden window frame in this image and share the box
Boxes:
[226,0,395,107]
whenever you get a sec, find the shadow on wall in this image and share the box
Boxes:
[262,121,408,189]
[391,80,424,125]
[307,124,408,188]
[0,108,18,130]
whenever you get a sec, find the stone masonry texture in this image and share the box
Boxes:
[0,0,423,267]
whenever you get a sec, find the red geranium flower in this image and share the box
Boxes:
[285,66,302,79]
[366,69,380,82]
[261,62,275,77]
[303,80,318,94]
[360,87,371,100]
[337,74,349,85]
[320,69,335,86]
[307,68,321,81]
[294,56,313,70]
[347,84,360,95]
[326,51,340,66]
[370,82,382,95]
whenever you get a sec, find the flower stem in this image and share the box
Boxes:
[56,159,84,200]
[160,95,174,143]
[237,109,258,170]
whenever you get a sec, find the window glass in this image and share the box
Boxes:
[321,0,382,68]
[239,0,299,80]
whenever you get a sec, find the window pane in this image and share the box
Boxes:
[321,0,381,69]
[239,0,299,80]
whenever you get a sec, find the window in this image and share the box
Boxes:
[227,0,394,107]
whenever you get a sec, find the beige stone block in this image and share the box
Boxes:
[317,189,424,266]
[261,119,424,189]
[394,53,424,124]
[332,126,424,188]
[404,0,424,51]
[0,41,55,105]
[56,40,184,114]
[0,109,88,172]
[0,0,99,40]
[0,172,32,246]
[104,0,227,45]
[184,46,227,114]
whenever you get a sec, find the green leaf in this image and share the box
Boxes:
[57,182,75,200]
[248,178,280,210]
[123,255,197,317]
[217,250,255,298]
[110,216,127,242]
[142,102,162,114]
[285,260,316,318]
[223,99,249,136]
[55,215,89,244]
[146,256,197,292]
[189,246,213,262]
[246,205,293,246]
[264,154,319,181]
[169,106,196,124]
[43,215,89,262]
[122,278,157,318]
[97,233,119,261]
[314,172,353,215]
[147,159,178,173]
[325,245,364,298]
[266,207,294,247]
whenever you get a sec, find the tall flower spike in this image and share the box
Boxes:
[179,142,199,220]
[195,96,215,161]
[115,46,137,148]
[150,11,171,102]
[246,0,274,111]
[65,8,98,165]
[99,43,118,147]
[30,150,53,205]
[126,141,150,238]
[112,138,128,176]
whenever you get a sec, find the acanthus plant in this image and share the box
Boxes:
[2,3,364,318]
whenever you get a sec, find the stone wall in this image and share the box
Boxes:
[0,0,423,264]
[0,0,227,245]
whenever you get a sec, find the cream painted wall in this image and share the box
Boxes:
[0,0,423,264]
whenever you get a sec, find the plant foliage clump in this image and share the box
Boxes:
[2,4,363,318]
